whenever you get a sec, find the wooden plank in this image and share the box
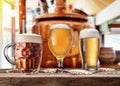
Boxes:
[0,72,120,86]
[96,0,120,25]
[109,23,120,28]
[74,0,114,15]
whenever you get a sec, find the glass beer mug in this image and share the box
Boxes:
[4,34,42,73]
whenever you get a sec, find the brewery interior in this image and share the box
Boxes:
[0,0,120,86]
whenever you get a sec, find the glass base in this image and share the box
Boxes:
[58,60,64,69]
[87,67,99,73]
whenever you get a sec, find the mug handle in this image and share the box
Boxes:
[3,43,16,65]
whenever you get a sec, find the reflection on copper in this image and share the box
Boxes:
[32,0,90,68]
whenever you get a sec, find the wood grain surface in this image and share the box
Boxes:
[0,69,120,86]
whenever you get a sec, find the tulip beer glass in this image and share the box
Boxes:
[80,29,100,72]
[4,34,42,73]
[48,24,72,69]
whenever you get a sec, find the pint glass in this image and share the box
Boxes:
[79,29,100,72]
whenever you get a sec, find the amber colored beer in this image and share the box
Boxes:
[15,42,42,72]
[80,29,100,72]
[4,34,42,73]
[15,34,42,73]
[81,38,99,67]
[48,28,72,60]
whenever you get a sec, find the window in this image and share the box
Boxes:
[0,1,13,69]
[0,1,19,69]
[105,34,120,50]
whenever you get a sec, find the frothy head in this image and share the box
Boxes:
[80,29,99,38]
[50,24,70,29]
[15,34,42,43]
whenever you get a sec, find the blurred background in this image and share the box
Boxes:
[0,0,120,68]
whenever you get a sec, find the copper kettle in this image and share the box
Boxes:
[32,0,90,68]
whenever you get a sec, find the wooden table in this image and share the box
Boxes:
[0,68,120,86]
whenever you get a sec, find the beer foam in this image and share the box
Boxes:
[15,34,42,43]
[80,29,99,38]
[50,24,70,29]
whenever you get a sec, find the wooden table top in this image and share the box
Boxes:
[0,66,120,86]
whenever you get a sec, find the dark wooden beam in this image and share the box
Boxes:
[95,25,105,47]
[95,25,101,33]
[101,34,105,47]
[108,23,120,28]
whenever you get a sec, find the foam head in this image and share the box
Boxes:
[80,29,99,38]
[50,24,70,29]
[15,34,42,43]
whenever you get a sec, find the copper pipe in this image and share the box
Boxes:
[19,0,26,33]
[55,0,66,14]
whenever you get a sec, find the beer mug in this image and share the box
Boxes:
[79,29,100,72]
[4,34,42,73]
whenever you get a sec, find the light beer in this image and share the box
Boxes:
[48,27,72,60]
[48,24,72,68]
[80,29,99,72]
